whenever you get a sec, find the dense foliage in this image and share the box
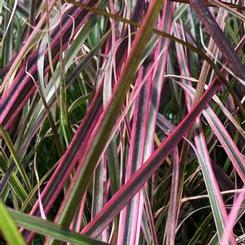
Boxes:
[0,0,244,244]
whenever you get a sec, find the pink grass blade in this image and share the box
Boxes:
[118,68,148,245]
[164,148,180,245]
[220,186,245,245]
[91,157,108,242]
[143,0,173,160]
[146,1,176,244]
[193,119,236,244]
[142,188,159,245]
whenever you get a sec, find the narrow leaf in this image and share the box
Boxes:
[0,201,26,245]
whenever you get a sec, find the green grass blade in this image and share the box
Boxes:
[0,201,26,245]
[0,125,32,192]
[8,208,108,245]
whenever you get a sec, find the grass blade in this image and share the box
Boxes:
[0,201,26,245]
[8,208,108,245]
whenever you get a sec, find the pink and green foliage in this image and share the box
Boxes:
[0,0,244,244]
